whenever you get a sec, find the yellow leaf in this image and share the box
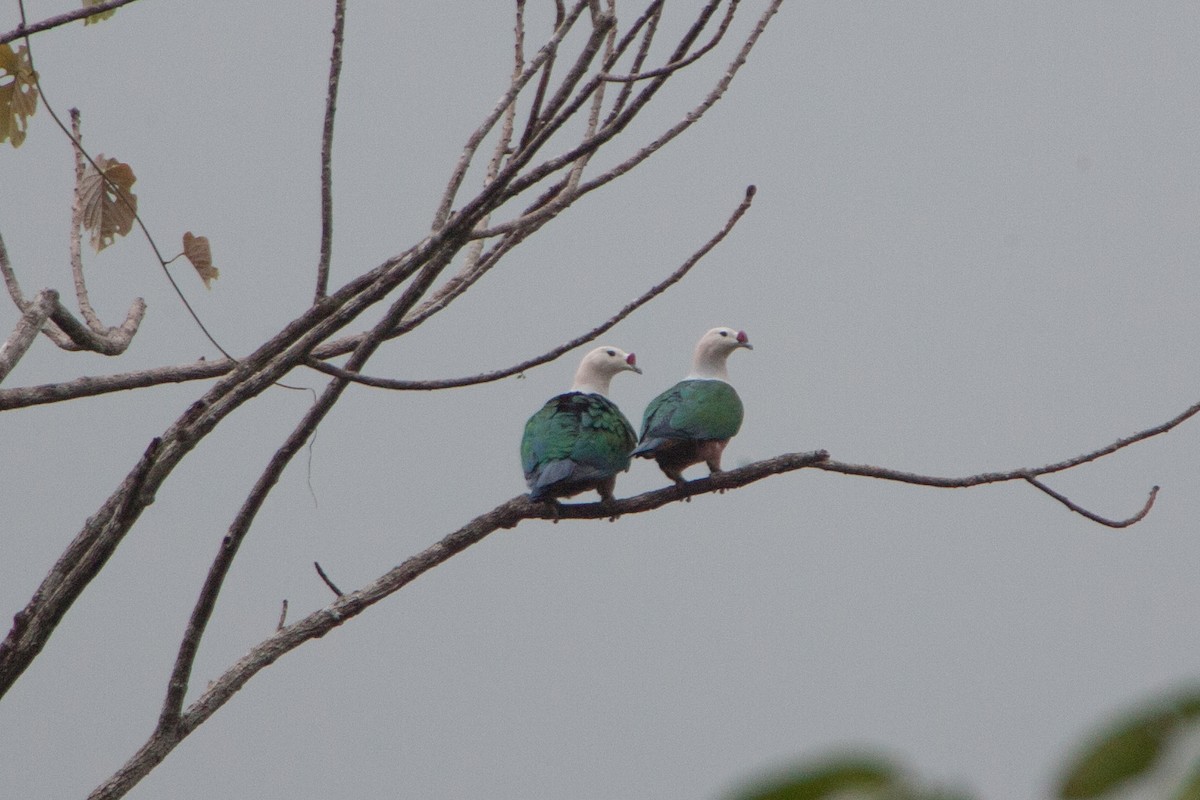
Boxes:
[83,0,119,25]
[182,232,219,288]
[80,155,138,252]
[0,44,39,148]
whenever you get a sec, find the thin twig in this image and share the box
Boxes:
[516,0,563,154]
[604,1,663,122]
[68,108,105,333]
[431,0,589,230]
[306,185,757,390]
[0,0,140,45]
[276,600,288,631]
[1025,477,1159,529]
[314,0,347,302]
[573,0,782,202]
[599,0,738,82]
[313,562,343,597]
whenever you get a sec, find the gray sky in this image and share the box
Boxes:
[3,2,1200,798]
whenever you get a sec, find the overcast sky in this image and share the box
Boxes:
[4,2,1200,798]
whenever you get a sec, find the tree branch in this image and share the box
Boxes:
[431,0,590,230]
[305,184,757,390]
[1024,477,1159,529]
[314,0,347,302]
[0,288,56,383]
[0,0,142,46]
[89,422,1169,798]
[69,108,105,334]
[598,0,737,83]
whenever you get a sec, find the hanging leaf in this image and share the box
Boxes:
[0,44,39,148]
[80,155,138,252]
[182,232,219,288]
[83,0,120,25]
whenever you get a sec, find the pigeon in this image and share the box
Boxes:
[521,346,642,503]
[632,327,752,486]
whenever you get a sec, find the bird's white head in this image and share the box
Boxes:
[571,346,642,396]
[688,326,752,380]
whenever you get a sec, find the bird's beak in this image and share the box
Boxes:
[736,330,753,350]
[626,353,643,374]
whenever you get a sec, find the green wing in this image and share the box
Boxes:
[635,379,743,451]
[521,392,636,497]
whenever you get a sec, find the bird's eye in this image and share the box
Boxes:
[606,349,615,356]
[718,330,728,337]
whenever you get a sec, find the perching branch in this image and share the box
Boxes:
[89,424,1168,798]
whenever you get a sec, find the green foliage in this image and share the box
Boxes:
[725,754,973,800]
[1056,686,1200,799]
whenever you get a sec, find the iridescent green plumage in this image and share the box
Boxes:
[635,379,744,449]
[521,392,637,501]
[633,327,751,485]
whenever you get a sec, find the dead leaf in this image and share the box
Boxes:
[182,232,219,288]
[80,155,138,252]
[83,0,119,25]
[0,44,39,148]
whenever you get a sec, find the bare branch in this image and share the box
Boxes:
[44,290,145,356]
[92,417,1171,799]
[0,436,162,699]
[306,185,757,390]
[603,1,663,123]
[599,0,738,83]
[0,0,141,46]
[431,0,590,230]
[0,357,234,411]
[1,230,76,349]
[515,0,562,154]
[314,0,347,302]
[158,238,466,735]
[276,600,288,632]
[0,232,26,306]
[1025,477,1159,529]
[572,0,782,199]
[0,288,56,383]
[69,108,105,333]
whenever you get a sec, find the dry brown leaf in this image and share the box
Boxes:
[0,44,39,148]
[80,155,138,252]
[182,232,219,288]
[83,0,119,25]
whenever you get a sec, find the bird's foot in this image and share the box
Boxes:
[707,466,727,493]
[599,496,621,522]
[540,498,563,522]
